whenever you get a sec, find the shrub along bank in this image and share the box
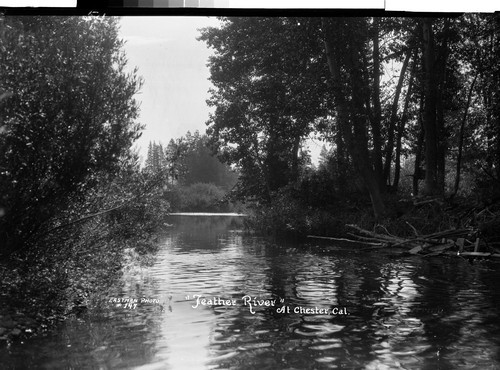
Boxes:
[245,183,500,259]
[0,16,170,344]
[0,168,170,344]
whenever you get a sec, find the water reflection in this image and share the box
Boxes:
[2,215,500,369]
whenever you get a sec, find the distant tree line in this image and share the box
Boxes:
[144,131,238,211]
[199,15,500,219]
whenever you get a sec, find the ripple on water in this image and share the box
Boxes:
[4,217,500,369]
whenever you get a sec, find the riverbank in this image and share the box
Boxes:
[247,193,500,258]
[0,245,157,345]
[0,252,119,344]
[0,261,157,345]
[0,167,171,345]
[169,212,247,217]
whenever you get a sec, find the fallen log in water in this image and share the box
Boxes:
[308,224,500,259]
[449,251,500,258]
[306,235,383,246]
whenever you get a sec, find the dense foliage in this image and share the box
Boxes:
[0,16,145,257]
[199,18,327,203]
[0,16,169,340]
[145,131,239,212]
[200,15,500,226]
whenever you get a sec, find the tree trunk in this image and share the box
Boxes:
[413,88,425,196]
[490,15,500,180]
[322,17,386,219]
[253,137,272,203]
[393,55,416,191]
[453,73,478,196]
[336,119,348,193]
[435,19,450,194]
[422,18,439,196]
[371,18,385,191]
[384,46,412,184]
[291,134,301,182]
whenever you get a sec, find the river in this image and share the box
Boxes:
[2,214,500,369]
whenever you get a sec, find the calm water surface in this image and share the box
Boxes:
[2,215,500,369]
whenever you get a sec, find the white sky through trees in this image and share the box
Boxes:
[119,16,327,165]
[119,16,221,164]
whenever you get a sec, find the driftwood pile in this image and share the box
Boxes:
[308,197,500,259]
[308,222,500,259]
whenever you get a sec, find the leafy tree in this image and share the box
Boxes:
[199,17,328,202]
[198,15,500,223]
[322,17,387,218]
[173,182,227,212]
[181,133,238,189]
[201,17,424,217]
[145,141,167,174]
[0,16,143,257]
[447,14,500,199]
[161,131,237,189]
[164,138,183,184]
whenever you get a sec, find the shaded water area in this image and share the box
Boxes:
[2,215,500,369]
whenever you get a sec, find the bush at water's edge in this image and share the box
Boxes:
[0,171,170,345]
[166,182,247,214]
[245,184,500,244]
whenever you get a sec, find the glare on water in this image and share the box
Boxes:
[2,215,500,370]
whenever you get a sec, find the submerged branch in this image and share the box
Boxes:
[307,235,383,246]
[308,220,494,259]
